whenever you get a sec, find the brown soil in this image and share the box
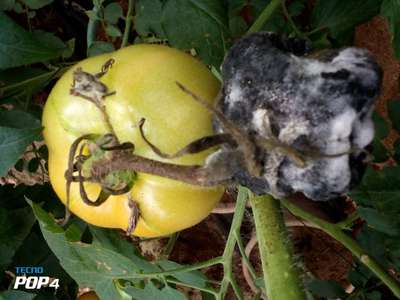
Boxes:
[354,17,400,147]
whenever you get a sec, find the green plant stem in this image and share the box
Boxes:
[281,0,304,37]
[250,194,307,300]
[166,279,218,296]
[235,233,258,281]
[161,232,179,259]
[280,198,400,299]
[247,0,282,34]
[336,211,360,230]
[217,187,249,300]
[121,0,135,48]
[122,256,222,279]
[87,4,100,53]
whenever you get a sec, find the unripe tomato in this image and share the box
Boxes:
[43,44,224,237]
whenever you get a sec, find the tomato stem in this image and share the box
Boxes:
[87,3,101,53]
[280,198,400,299]
[121,0,135,48]
[247,0,282,34]
[250,194,307,300]
[217,186,249,300]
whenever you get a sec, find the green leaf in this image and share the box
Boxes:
[125,281,186,300]
[104,2,123,24]
[388,100,400,132]
[350,166,400,208]
[161,0,229,67]
[90,226,159,273]
[394,139,400,163]
[30,202,150,300]
[86,9,101,21]
[307,279,347,298]
[88,41,115,57]
[21,0,53,10]
[105,24,122,37]
[311,0,382,44]
[372,112,390,162]
[366,290,382,300]
[0,291,35,300]
[0,0,15,11]
[0,13,70,69]
[229,15,248,38]
[381,0,400,59]
[288,0,306,17]
[350,165,400,253]
[32,30,74,59]
[157,260,208,288]
[357,227,388,266]
[373,112,390,139]
[13,2,24,13]
[0,110,42,176]
[135,0,166,37]
[0,207,36,271]
[0,67,60,99]
[358,207,399,236]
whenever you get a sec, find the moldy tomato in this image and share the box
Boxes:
[42,44,224,237]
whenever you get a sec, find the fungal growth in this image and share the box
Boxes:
[64,32,382,231]
[216,32,382,200]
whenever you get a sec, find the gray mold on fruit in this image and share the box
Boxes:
[218,32,382,201]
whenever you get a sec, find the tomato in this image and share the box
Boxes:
[42,44,224,237]
[76,291,100,300]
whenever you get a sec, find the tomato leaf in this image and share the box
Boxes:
[0,110,42,177]
[381,0,400,59]
[0,0,15,11]
[0,291,35,300]
[0,13,72,69]
[357,207,399,236]
[124,281,186,300]
[135,0,166,37]
[20,0,53,10]
[30,201,157,300]
[311,0,382,44]
[87,41,115,57]
[394,140,400,163]
[0,67,60,99]
[372,112,390,162]
[90,226,159,273]
[104,2,123,24]
[350,166,400,218]
[157,260,208,288]
[388,100,400,133]
[306,279,347,298]
[105,24,122,37]
[0,207,36,272]
[356,227,388,266]
[350,166,400,269]
[161,0,230,67]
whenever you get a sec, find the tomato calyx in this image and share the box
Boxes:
[61,59,232,235]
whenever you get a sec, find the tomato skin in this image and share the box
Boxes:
[76,291,100,300]
[43,45,224,237]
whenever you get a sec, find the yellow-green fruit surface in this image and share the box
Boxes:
[42,44,224,237]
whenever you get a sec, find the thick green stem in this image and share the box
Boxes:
[280,198,400,299]
[121,0,135,48]
[250,194,307,300]
[247,0,282,34]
